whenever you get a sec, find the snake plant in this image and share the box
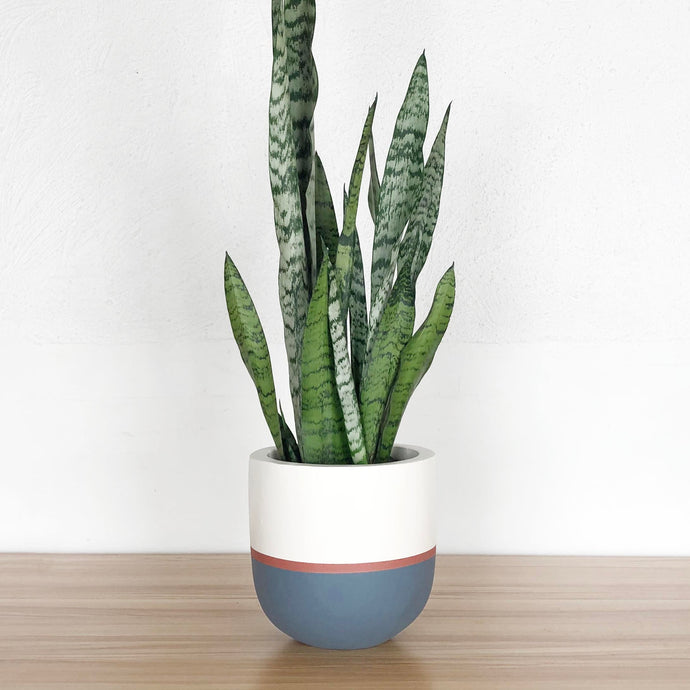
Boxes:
[224,0,455,464]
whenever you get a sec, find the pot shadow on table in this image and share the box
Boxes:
[251,637,433,689]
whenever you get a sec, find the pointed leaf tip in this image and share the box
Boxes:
[224,252,283,456]
[369,48,430,317]
[375,266,456,460]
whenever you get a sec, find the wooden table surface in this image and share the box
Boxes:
[1,554,688,689]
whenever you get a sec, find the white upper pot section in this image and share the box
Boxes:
[249,445,436,565]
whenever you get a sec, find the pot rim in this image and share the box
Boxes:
[250,444,434,468]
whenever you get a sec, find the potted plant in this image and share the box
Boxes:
[224,0,454,650]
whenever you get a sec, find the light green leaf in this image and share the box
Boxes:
[327,263,367,464]
[224,253,284,457]
[270,0,310,443]
[370,53,429,309]
[360,271,416,461]
[377,266,455,462]
[300,261,351,464]
[398,104,451,284]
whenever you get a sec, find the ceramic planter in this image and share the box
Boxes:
[248,445,436,649]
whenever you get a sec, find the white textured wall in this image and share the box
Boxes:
[1,1,689,554]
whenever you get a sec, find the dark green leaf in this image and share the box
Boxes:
[336,98,377,316]
[377,266,455,461]
[314,152,339,267]
[349,227,368,398]
[300,261,351,463]
[370,53,429,309]
[367,132,381,224]
[398,104,451,284]
[360,271,416,461]
[224,253,284,457]
[278,402,301,462]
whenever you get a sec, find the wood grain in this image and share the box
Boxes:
[0,555,688,689]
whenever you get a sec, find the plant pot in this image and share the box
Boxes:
[248,445,436,650]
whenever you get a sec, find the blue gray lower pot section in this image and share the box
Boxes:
[251,553,435,649]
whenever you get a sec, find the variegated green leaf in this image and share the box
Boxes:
[335,214,355,323]
[349,226,368,398]
[300,261,351,464]
[343,98,377,237]
[367,98,450,360]
[398,104,451,284]
[305,157,318,289]
[224,253,284,457]
[285,0,318,288]
[278,402,301,462]
[336,98,377,316]
[270,0,310,443]
[339,185,368,397]
[367,132,381,224]
[327,263,367,464]
[366,242,399,357]
[314,152,339,266]
[377,266,455,462]
[360,271,416,461]
[367,102,450,366]
[284,0,318,199]
[370,53,429,308]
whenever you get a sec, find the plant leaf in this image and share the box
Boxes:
[285,0,318,290]
[224,253,284,457]
[305,156,318,289]
[343,98,377,239]
[377,265,455,462]
[366,242,399,358]
[398,103,451,284]
[336,98,377,316]
[368,101,450,365]
[367,132,381,224]
[359,271,416,461]
[278,401,301,462]
[327,263,367,464]
[300,261,351,464]
[370,53,429,310]
[314,152,339,266]
[270,0,310,443]
[349,226,368,398]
